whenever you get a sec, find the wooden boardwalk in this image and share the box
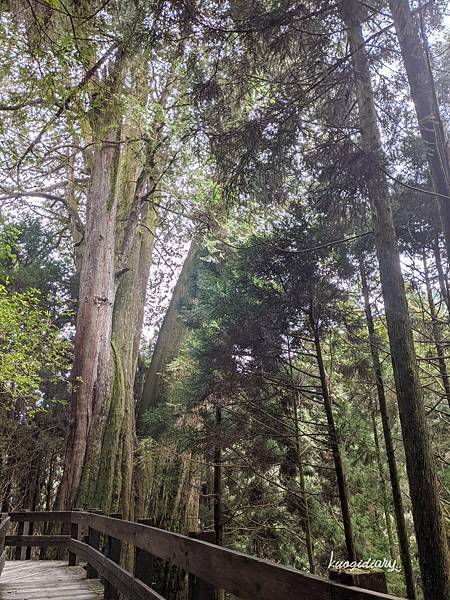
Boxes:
[0,561,103,599]
[0,511,407,600]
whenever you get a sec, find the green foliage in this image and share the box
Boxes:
[0,283,70,415]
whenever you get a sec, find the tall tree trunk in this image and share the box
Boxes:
[77,139,158,516]
[311,319,356,562]
[58,118,123,510]
[423,250,450,408]
[359,256,416,599]
[371,412,396,562]
[388,0,450,259]
[293,394,315,573]
[343,6,449,598]
[213,405,223,547]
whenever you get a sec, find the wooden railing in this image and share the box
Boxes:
[2,511,406,600]
[0,513,9,576]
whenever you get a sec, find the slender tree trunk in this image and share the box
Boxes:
[371,412,396,561]
[213,405,223,547]
[25,453,42,559]
[388,0,450,259]
[311,320,356,562]
[343,6,449,598]
[423,251,450,408]
[40,452,56,560]
[359,256,416,599]
[293,395,315,573]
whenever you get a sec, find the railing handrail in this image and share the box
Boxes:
[5,510,406,600]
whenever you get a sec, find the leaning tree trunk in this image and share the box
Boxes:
[359,256,416,599]
[311,318,357,562]
[137,242,198,429]
[388,0,450,260]
[343,5,450,598]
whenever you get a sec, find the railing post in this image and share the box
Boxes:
[14,509,29,561]
[134,519,154,588]
[188,532,216,600]
[86,509,103,579]
[103,512,122,600]
[68,510,80,566]
[329,569,388,593]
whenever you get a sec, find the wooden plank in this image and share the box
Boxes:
[14,515,28,561]
[0,560,103,599]
[9,511,72,523]
[0,517,9,554]
[70,539,164,600]
[103,513,121,600]
[87,525,101,579]
[134,519,154,588]
[188,532,215,600]
[86,509,103,579]
[6,535,70,547]
[134,547,154,588]
[71,512,405,600]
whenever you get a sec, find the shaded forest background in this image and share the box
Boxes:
[0,1,449,599]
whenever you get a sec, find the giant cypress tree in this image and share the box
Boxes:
[0,1,194,514]
[341,3,449,598]
[59,10,191,514]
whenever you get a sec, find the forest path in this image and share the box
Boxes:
[0,560,103,599]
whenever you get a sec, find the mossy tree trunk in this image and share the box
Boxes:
[76,133,159,517]
[58,53,127,509]
[292,393,315,574]
[59,48,184,515]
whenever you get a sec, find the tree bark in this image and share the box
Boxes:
[58,118,123,510]
[359,256,416,599]
[76,137,158,516]
[343,6,449,598]
[388,0,450,260]
[214,405,223,547]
